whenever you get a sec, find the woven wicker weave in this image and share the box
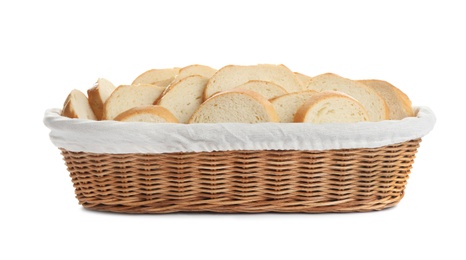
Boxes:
[61,138,421,213]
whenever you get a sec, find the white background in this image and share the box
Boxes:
[1,0,464,259]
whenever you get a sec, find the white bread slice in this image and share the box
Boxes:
[131,68,180,86]
[102,84,166,120]
[305,73,389,121]
[87,78,116,120]
[204,64,303,99]
[156,75,209,123]
[61,89,97,120]
[235,80,288,100]
[152,78,176,88]
[114,105,179,123]
[270,90,318,122]
[294,91,369,123]
[189,89,279,123]
[172,64,217,85]
[358,79,414,119]
[294,72,313,87]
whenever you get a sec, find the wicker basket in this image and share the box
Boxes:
[45,107,434,213]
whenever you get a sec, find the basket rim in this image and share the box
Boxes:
[44,106,435,154]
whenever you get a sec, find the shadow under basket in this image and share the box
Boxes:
[60,138,421,213]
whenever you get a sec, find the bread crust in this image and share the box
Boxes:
[270,90,318,122]
[156,75,208,123]
[204,64,303,100]
[114,105,179,123]
[102,84,166,120]
[358,79,414,119]
[306,73,389,121]
[236,80,288,100]
[131,68,180,86]
[172,64,217,85]
[189,88,279,123]
[61,89,97,120]
[87,78,115,120]
[294,91,369,123]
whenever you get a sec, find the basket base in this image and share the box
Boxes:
[79,194,405,214]
[61,139,421,213]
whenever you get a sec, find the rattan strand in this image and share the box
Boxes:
[60,139,421,213]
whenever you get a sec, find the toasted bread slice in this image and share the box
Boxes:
[189,89,279,123]
[87,78,116,120]
[270,91,318,122]
[131,68,180,86]
[172,64,217,85]
[358,79,414,119]
[156,75,209,123]
[102,84,165,120]
[294,91,369,123]
[61,89,97,120]
[235,80,288,100]
[204,64,303,99]
[305,73,388,121]
[114,105,178,123]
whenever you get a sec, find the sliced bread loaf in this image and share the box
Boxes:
[62,89,97,120]
[204,64,303,99]
[270,90,318,122]
[172,64,217,85]
[305,73,389,121]
[87,78,116,120]
[156,75,209,123]
[131,68,180,86]
[102,84,166,120]
[189,89,279,123]
[294,91,369,123]
[358,79,414,119]
[114,105,179,123]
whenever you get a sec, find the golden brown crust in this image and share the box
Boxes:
[87,85,103,120]
[61,99,77,118]
[114,105,179,123]
[61,89,97,120]
[358,79,414,118]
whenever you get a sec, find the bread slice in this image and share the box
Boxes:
[87,78,116,120]
[189,89,279,123]
[102,84,166,120]
[156,75,209,123]
[152,78,176,88]
[270,90,318,122]
[305,73,389,121]
[235,80,288,100]
[294,72,313,87]
[131,68,180,86]
[204,64,303,99]
[358,79,414,119]
[61,89,97,120]
[172,64,217,85]
[114,105,179,123]
[294,91,369,124]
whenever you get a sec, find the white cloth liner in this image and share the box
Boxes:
[44,107,435,154]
